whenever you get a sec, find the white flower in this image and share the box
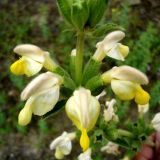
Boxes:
[138,103,149,114]
[93,31,129,62]
[78,148,92,160]
[151,113,160,131]
[101,142,120,155]
[65,87,100,151]
[18,72,62,126]
[10,44,57,77]
[103,99,118,122]
[50,131,76,159]
[102,66,150,105]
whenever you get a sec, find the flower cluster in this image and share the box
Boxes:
[10,31,154,160]
[10,28,153,159]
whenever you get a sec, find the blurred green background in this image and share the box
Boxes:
[0,0,160,159]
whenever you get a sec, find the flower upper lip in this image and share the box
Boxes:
[14,44,45,63]
[21,72,62,100]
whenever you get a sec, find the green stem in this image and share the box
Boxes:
[117,129,133,138]
[75,32,85,85]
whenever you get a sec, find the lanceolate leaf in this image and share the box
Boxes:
[87,0,107,27]
[71,0,89,30]
[92,23,124,38]
[85,75,103,92]
[82,58,101,85]
[57,0,73,25]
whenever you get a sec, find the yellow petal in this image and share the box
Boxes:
[10,57,43,77]
[106,43,129,61]
[18,105,32,126]
[10,58,25,75]
[80,128,90,152]
[55,148,64,159]
[111,80,136,100]
[135,86,150,105]
[118,44,129,58]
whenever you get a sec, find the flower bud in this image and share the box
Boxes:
[103,99,118,122]
[101,142,120,155]
[50,131,75,159]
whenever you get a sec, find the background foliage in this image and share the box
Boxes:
[0,0,159,159]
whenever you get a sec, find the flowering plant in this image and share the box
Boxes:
[10,0,159,159]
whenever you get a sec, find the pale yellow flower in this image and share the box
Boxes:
[65,87,100,152]
[102,66,150,105]
[10,44,57,77]
[18,72,62,126]
[50,131,76,159]
[93,31,129,62]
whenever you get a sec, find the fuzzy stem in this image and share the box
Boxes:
[75,32,85,85]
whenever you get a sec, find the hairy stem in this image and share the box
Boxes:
[75,32,85,85]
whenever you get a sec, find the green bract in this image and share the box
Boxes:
[87,0,107,27]
[57,0,108,30]
[71,0,89,30]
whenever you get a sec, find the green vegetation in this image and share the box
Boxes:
[0,0,159,159]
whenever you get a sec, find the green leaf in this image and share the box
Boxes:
[43,100,66,119]
[82,58,101,85]
[54,66,70,77]
[71,0,89,30]
[85,75,103,92]
[115,138,130,149]
[63,76,76,90]
[92,23,124,37]
[57,0,73,25]
[87,0,107,27]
